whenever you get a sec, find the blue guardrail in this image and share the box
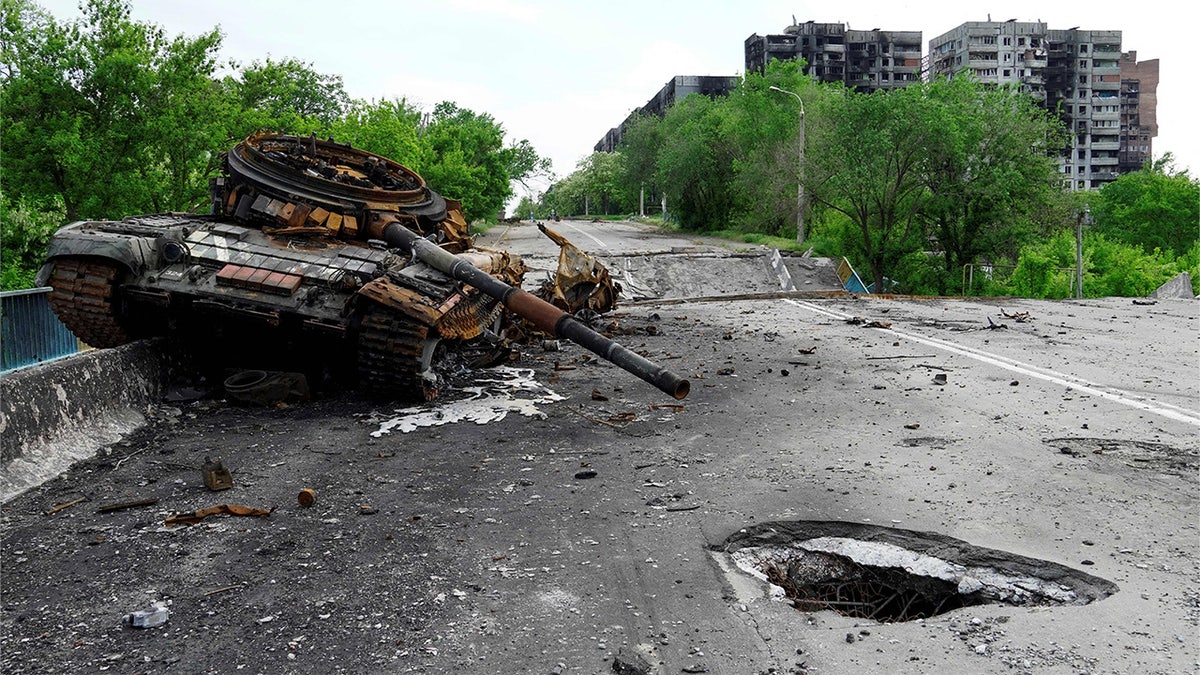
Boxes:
[1,287,79,371]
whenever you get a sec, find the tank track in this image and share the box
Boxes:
[357,304,443,400]
[45,258,133,348]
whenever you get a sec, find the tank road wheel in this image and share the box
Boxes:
[357,303,445,401]
[45,258,134,348]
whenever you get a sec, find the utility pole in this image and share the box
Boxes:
[769,86,806,245]
[1075,204,1091,299]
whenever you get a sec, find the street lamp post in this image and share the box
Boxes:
[769,85,806,245]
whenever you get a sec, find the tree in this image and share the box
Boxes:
[1,0,226,221]
[417,102,547,222]
[653,94,737,229]
[325,97,424,167]
[1093,155,1200,256]
[0,196,63,290]
[917,76,1068,292]
[231,57,349,133]
[615,112,662,215]
[573,151,628,215]
[805,84,936,291]
[725,59,821,237]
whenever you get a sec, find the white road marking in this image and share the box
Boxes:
[784,299,1200,427]
[561,221,608,248]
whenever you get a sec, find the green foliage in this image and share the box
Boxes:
[511,195,538,220]
[0,196,64,290]
[1002,230,1195,299]
[417,103,507,221]
[1,0,548,244]
[806,83,935,291]
[325,98,425,167]
[917,76,1069,292]
[657,93,749,230]
[231,57,348,132]
[570,152,630,214]
[1,0,227,220]
[1093,155,1200,256]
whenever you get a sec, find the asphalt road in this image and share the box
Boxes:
[2,220,1197,674]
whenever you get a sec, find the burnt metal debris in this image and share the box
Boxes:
[37,133,687,400]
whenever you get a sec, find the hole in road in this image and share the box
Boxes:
[718,521,1117,624]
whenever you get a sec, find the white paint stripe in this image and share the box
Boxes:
[561,221,608,248]
[784,299,1200,427]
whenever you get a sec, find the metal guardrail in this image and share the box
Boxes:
[1,287,80,372]
[836,257,871,294]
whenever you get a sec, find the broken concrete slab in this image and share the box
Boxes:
[1150,272,1195,299]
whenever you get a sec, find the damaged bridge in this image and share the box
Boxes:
[1,219,1196,675]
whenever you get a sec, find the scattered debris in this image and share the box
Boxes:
[986,317,1008,330]
[45,497,87,515]
[904,423,921,430]
[799,347,817,355]
[223,370,310,407]
[864,320,892,329]
[1000,310,1033,322]
[574,470,598,480]
[298,489,317,508]
[932,373,948,386]
[534,222,620,317]
[201,457,233,491]
[1132,299,1157,306]
[649,403,685,412]
[612,645,653,675]
[165,503,274,526]
[123,604,169,629]
[96,498,159,514]
[867,354,935,360]
[591,389,610,401]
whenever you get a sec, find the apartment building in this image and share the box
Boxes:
[593,18,1157,190]
[1119,51,1159,173]
[929,21,1145,189]
[594,75,740,153]
[744,21,923,92]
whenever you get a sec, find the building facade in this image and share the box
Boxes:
[929,21,1141,190]
[1119,51,1159,174]
[593,19,1157,191]
[594,75,740,153]
[745,21,922,93]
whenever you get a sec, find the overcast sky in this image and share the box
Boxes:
[34,0,1196,203]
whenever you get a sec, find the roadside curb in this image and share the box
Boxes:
[0,340,165,502]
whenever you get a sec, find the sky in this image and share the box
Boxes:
[33,0,1197,207]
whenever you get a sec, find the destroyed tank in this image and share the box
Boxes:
[37,133,688,400]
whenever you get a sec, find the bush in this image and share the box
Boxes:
[1003,230,1197,298]
[1,198,65,291]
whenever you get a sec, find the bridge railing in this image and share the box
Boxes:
[1,287,80,372]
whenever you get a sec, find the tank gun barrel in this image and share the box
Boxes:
[380,220,689,400]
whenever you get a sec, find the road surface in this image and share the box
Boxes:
[2,219,1196,674]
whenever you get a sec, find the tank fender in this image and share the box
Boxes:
[356,277,446,327]
[35,221,157,284]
